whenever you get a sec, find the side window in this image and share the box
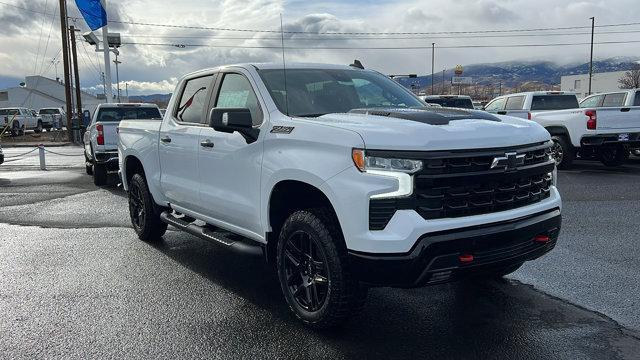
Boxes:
[579,95,603,108]
[175,75,214,124]
[485,97,506,111]
[505,96,525,110]
[215,73,263,126]
[602,93,626,107]
[634,92,640,106]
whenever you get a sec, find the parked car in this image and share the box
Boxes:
[118,63,562,328]
[0,107,40,136]
[528,89,640,168]
[38,107,66,130]
[484,91,579,119]
[421,95,475,109]
[84,103,162,185]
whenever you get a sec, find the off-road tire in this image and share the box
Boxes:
[277,208,367,329]
[34,121,43,133]
[93,162,108,186]
[599,145,628,167]
[128,173,167,241]
[551,135,574,170]
[10,122,20,137]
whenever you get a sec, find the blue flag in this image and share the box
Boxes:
[75,0,107,31]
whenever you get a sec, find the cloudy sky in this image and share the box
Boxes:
[0,0,639,95]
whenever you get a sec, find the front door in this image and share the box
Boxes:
[197,70,265,237]
[159,73,216,209]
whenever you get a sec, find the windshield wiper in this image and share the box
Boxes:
[296,113,327,118]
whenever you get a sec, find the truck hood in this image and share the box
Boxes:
[302,108,550,151]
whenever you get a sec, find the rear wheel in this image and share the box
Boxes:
[10,121,20,137]
[551,135,574,169]
[128,173,167,241]
[34,121,43,133]
[93,162,108,186]
[599,145,628,167]
[277,209,367,329]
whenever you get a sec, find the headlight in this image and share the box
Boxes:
[352,149,422,199]
[352,149,423,174]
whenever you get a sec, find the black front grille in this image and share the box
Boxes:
[368,142,554,230]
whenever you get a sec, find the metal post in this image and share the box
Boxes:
[431,43,435,95]
[588,16,595,96]
[58,0,73,141]
[38,145,46,170]
[101,0,113,103]
[113,54,121,102]
[441,69,445,94]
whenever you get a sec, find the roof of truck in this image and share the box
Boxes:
[185,63,369,78]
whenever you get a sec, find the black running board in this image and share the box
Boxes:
[160,211,263,257]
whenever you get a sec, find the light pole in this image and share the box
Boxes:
[431,43,435,95]
[113,54,121,102]
[588,16,595,96]
[52,59,61,80]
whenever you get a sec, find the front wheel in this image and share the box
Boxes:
[277,209,366,329]
[128,173,167,241]
[551,135,574,169]
[599,145,628,167]
[34,121,42,133]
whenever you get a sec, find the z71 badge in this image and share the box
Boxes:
[270,126,294,134]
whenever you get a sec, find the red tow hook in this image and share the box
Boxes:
[534,234,551,243]
[459,254,474,264]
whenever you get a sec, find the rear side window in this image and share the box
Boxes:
[175,75,214,124]
[485,97,506,111]
[215,73,263,125]
[602,93,626,107]
[425,98,474,109]
[505,96,525,110]
[634,92,640,106]
[580,95,603,108]
[530,95,579,111]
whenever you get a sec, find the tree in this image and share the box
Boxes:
[618,64,640,89]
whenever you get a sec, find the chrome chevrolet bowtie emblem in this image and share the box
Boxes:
[490,152,525,170]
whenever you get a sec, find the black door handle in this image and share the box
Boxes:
[160,136,171,143]
[200,139,214,148]
[621,108,631,112]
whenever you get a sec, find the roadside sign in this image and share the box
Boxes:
[451,77,472,85]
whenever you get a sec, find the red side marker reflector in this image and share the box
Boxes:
[459,254,474,263]
[534,235,550,243]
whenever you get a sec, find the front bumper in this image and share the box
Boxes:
[348,209,561,288]
[581,132,640,147]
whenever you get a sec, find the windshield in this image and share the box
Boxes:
[531,95,579,111]
[425,98,474,109]
[96,107,162,122]
[39,109,59,115]
[0,109,19,116]
[258,68,424,117]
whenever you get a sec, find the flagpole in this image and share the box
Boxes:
[101,0,113,103]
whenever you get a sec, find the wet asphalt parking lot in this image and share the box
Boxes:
[1,146,639,359]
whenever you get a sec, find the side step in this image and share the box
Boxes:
[160,211,263,257]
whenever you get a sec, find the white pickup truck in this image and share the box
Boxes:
[0,107,41,136]
[118,63,562,328]
[528,88,640,168]
[38,107,65,130]
[84,103,162,185]
[484,91,580,119]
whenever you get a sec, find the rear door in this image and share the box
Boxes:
[503,95,528,118]
[595,92,640,131]
[197,69,265,237]
[158,73,217,209]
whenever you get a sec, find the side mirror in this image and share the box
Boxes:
[209,108,259,143]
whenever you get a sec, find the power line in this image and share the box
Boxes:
[121,39,640,50]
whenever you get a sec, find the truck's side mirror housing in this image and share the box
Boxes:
[209,108,259,143]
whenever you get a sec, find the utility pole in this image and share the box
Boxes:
[588,16,595,96]
[58,0,73,141]
[431,43,435,95]
[69,26,83,119]
[101,0,113,103]
[499,81,502,96]
[441,69,445,94]
[125,82,128,98]
[113,54,121,102]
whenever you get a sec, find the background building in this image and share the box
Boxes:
[561,70,628,99]
[0,76,108,113]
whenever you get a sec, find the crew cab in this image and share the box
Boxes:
[421,95,475,109]
[84,103,161,185]
[38,107,66,130]
[0,107,40,136]
[528,89,640,168]
[484,91,580,119]
[118,63,562,328]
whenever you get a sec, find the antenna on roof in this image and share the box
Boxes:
[350,59,364,69]
[280,14,289,116]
